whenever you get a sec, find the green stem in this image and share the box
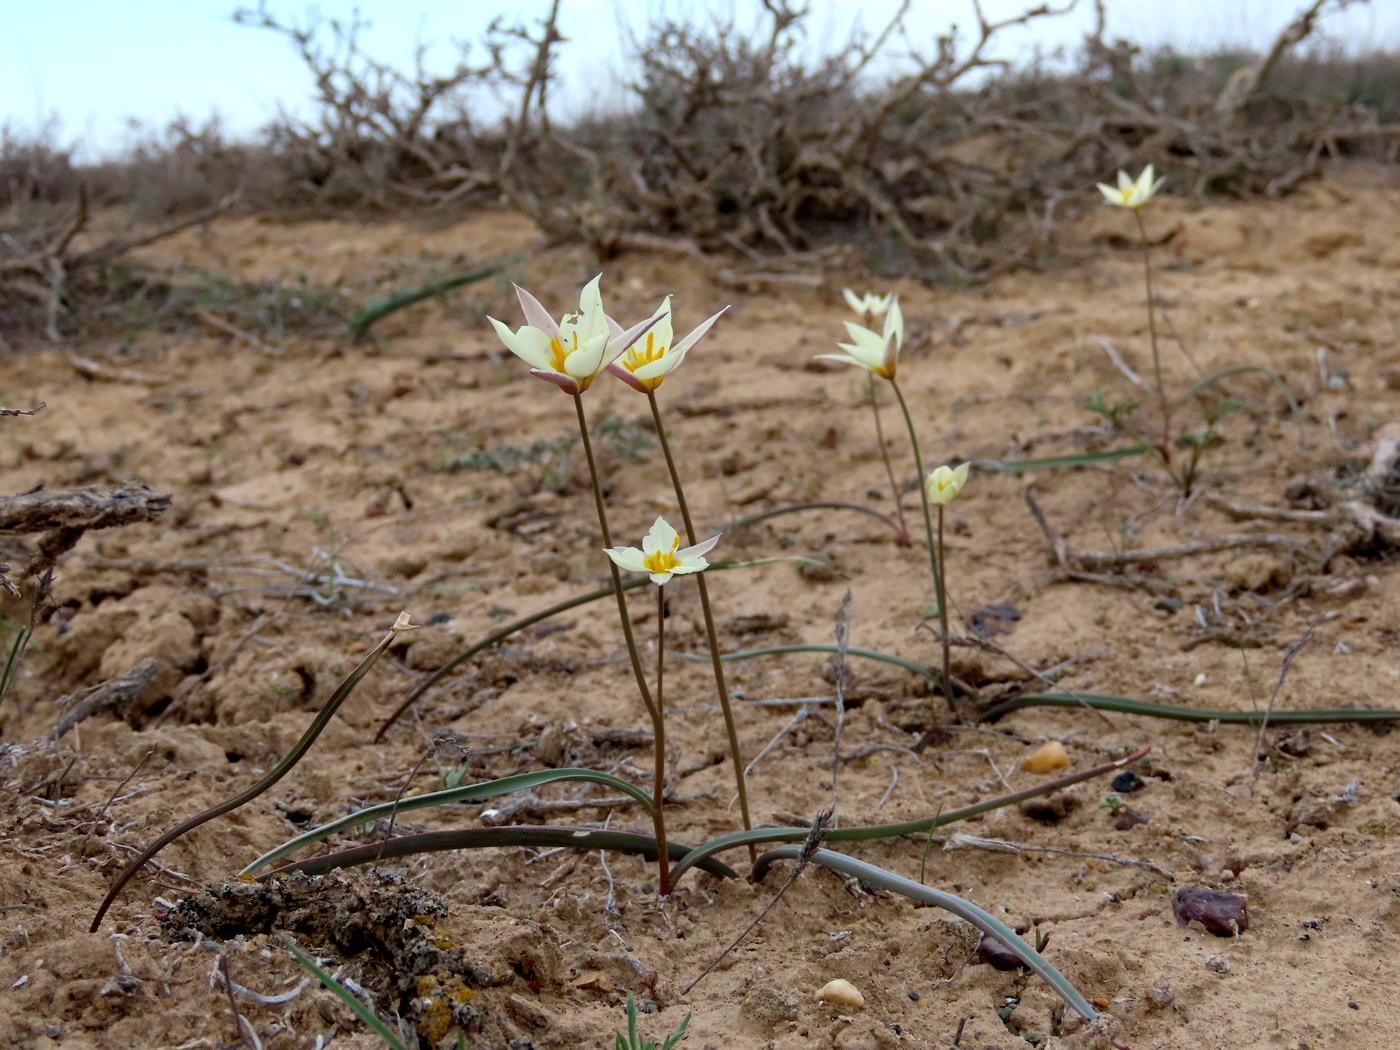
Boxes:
[889,377,957,719]
[1134,208,1170,462]
[654,585,671,894]
[647,389,755,860]
[572,393,669,893]
[935,504,952,721]
[867,373,910,545]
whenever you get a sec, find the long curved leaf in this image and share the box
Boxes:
[677,644,1400,729]
[752,847,1098,1022]
[713,500,903,537]
[988,444,1150,472]
[667,747,1151,886]
[283,935,408,1050]
[240,768,656,875]
[91,616,409,931]
[255,825,739,880]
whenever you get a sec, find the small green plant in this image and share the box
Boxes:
[615,993,690,1050]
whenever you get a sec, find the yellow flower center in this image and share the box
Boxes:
[622,332,667,373]
[642,535,681,575]
[547,330,578,373]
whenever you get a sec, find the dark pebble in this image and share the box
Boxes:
[1173,887,1249,937]
[1154,596,1183,613]
[1111,770,1146,794]
[976,933,1024,971]
[426,611,453,625]
[1111,807,1150,830]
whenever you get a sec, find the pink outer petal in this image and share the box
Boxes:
[606,360,651,393]
[671,304,729,356]
[514,284,559,338]
[678,533,721,560]
[529,369,580,395]
[604,312,665,367]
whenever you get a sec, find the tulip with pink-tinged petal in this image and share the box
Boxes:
[607,296,729,393]
[487,274,662,395]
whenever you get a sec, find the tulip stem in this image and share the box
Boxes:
[572,393,670,892]
[889,377,958,720]
[1133,208,1170,464]
[654,585,671,895]
[867,372,911,546]
[647,389,756,861]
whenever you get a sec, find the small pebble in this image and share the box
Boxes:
[1144,985,1175,1010]
[1174,887,1249,937]
[817,978,864,1010]
[1110,806,1149,830]
[1111,770,1145,794]
[976,933,1024,971]
[1205,955,1231,974]
[1194,673,1208,686]
[1020,740,1070,774]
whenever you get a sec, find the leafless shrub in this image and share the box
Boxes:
[232,3,506,210]
[3,0,1397,340]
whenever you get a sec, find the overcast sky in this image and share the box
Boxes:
[5,0,1397,158]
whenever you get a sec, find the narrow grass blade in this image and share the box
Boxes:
[91,617,410,931]
[0,624,27,705]
[988,444,1150,472]
[751,847,1098,1022]
[240,767,656,875]
[254,825,740,881]
[983,691,1400,725]
[282,934,408,1050]
[1173,364,1300,415]
[667,747,1150,886]
[346,262,510,343]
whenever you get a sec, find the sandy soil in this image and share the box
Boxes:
[2,169,1400,1050]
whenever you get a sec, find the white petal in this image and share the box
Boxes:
[1096,183,1119,203]
[670,304,727,356]
[605,546,647,574]
[842,288,863,313]
[1117,170,1132,191]
[677,533,721,561]
[564,333,606,379]
[513,284,559,338]
[633,353,681,381]
[814,352,866,370]
[489,317,554,370]
[648,571,674,586]
[842,320,885,353]
[670,558,706,575]
[646,517,680,553]
[884,299,903,350]
[578,274,603,317]
[837,340,884,370]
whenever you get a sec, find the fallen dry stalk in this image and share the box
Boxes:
[47,659,160,741]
